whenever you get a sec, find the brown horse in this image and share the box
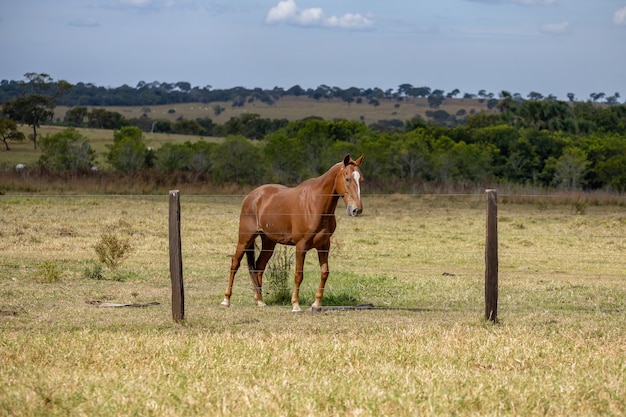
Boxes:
[220,154,364,312]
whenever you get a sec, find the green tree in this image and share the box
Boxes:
[212,136,262,184]
[264,131,304,183]
[171,119,206,135]
[1,73,71,149]
[0,118,26,151]
[65,106,88,127]
[154,143,192,174]
[3,95,54,149]
[596,154,626,192]
[552,147,590,190]
[187,141,217,179]
[38,128,95,173]
[88,109,128,129]
[106,126,148,174]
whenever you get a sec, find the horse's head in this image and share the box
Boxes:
[336,154,364,217]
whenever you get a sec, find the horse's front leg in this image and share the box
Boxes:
[291,246,307,313]
[311,242,330,311]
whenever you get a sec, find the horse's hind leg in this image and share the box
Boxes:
[249,235,276,307]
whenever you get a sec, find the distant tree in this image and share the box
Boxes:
[195,117,215,135]
[154,143,193,174]
[175,81,191,92]
[398,83,413,97]
[551,147,590,190]
[567,93,576,102]
[527,91,544,101]
[0,118,26,150]
[446,89,460,99]
[589,92,605,102]
[605,92,621,106]
[65,106,88,127]
[286,85,306,96]
[497,91,514,113]
[88,109,127,129]
[38,128,95,173]
[153,119,172,133]
[427,90,445,109]
[3,95,54,149]
[106,126,149,174]
[212,135,262,184]
[1,73,71,149]
[413,86,431,98]
[172,119,206,136]
[213,105,224,116]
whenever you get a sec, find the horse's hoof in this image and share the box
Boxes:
[291,304,302,313]
[257,301,267,307]
[220,300,230,307]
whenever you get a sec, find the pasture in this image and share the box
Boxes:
[53,96,489,127]
[1,193,625,416]
[0,125,223,169]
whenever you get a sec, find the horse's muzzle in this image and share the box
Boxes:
[347,204,363,217]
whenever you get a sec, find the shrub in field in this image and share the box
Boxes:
[38,128,95,173]
[106,126,149,174]
[83,261,104,280]
[93,222,133,271]
[263,246,293,305]
[35,260,62,283]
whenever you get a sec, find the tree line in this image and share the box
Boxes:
[33,114,626,192]
[1,75,622,108]
[2,73,626,192]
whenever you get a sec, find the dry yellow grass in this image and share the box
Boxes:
[53,96,489,126]
[1,194,625,416]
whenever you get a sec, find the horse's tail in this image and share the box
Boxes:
[245,242,256,270]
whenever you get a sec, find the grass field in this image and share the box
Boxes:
[1,193,625,416]
[0,125,223,169]
[53,96,489,126]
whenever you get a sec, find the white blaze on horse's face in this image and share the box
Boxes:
[344,166,363,217]
[353,171,361,199]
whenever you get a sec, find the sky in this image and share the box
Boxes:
[1,0,625,101]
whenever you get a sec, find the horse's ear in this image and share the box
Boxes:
[343,154,351,166]
[354,154,364,166]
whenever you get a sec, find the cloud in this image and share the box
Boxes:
[541,21,570,34]
[614,6,626,25]
[464,0,557,5]
[266,0,374,30]
[117,0,152,7]
[68,17,101,27]
[514,0,557,5]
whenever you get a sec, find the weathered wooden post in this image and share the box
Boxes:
[485,189,498,322]
[169,190,184,322]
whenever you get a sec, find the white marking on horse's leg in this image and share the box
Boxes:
[257,300,267,307]
[220,298,231,307]
[352,171,361,199]
[292,302,302,313]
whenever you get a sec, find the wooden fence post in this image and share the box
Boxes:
[485,189,498,322]
[169,190,184,322]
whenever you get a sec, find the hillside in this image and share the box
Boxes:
[53,96,494,126]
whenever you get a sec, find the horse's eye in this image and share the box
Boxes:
[345,177,350,183]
